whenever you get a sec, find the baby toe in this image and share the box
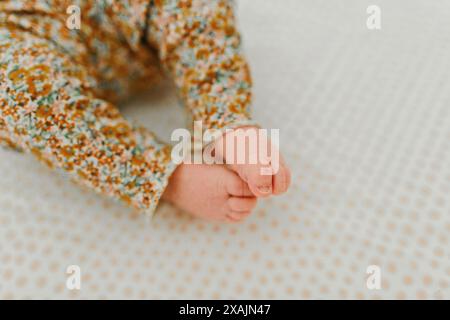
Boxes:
[228,197,258,213]
[226,172,254,197]
[244,166,273,197]
[273,164,292,195]
[226,211,252,223]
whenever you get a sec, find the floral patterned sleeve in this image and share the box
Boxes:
[0,7,177,216]
[146,0,257,133]
[0,0,255,216]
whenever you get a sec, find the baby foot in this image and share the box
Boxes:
[162,164,258,222]
[213,126,291,198]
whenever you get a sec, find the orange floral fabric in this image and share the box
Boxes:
[0,0,254,214]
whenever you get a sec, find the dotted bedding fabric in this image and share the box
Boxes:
[0,0,449,300]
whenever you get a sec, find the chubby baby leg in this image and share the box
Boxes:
[0,25,176,215]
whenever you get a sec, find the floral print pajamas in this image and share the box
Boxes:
[0,0,254,215]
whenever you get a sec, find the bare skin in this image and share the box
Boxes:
[162,127,292,222]
[162,163,258,223]
[215,126,292,198]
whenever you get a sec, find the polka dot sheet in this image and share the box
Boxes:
[0,0,449,299]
